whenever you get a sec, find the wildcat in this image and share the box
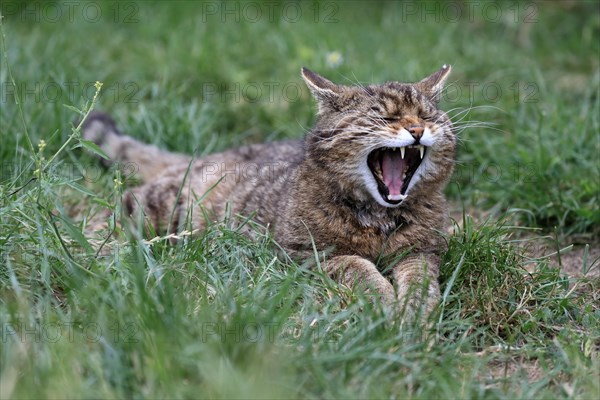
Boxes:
[82,65,455,318]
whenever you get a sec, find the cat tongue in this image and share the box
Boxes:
[381,150,406,197]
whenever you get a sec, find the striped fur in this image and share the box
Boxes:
[83,65,455,320]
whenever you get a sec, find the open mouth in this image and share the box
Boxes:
[367,145,426,204]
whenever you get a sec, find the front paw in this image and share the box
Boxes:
[325,255,396,308]
[361,277,396,307]
[395,280,440,322]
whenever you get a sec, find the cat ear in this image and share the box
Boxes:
[301,67,340,110]
[416,64,452,102]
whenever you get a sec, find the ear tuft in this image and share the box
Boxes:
[417,64,452,102]
[301,67,340,102]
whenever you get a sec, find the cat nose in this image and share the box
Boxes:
[407,125,424,142]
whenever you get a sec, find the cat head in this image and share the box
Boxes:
[301,65,455,208]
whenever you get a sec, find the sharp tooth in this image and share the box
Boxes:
[400,147,405,159]
[388,194,406,201]
[419,145,425,159]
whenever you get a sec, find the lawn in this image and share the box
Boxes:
[1,0,599,398]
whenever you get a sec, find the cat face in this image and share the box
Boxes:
[302,66,455,208]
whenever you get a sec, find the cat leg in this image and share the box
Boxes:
[80,112,190,182]
[323,255,395,306]
[122,178,192,237]
[83,175,205,253]
[390,254,441,320]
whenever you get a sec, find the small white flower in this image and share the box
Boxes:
[325,51,343,68]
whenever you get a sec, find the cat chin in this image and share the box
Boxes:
[365,182,408,208]
[374,193,408,208]
[377,197,406,208]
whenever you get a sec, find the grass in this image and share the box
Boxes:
[1,1,599,398]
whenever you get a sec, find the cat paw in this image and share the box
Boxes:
[363,279,396,307]
[395,282,440,324]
